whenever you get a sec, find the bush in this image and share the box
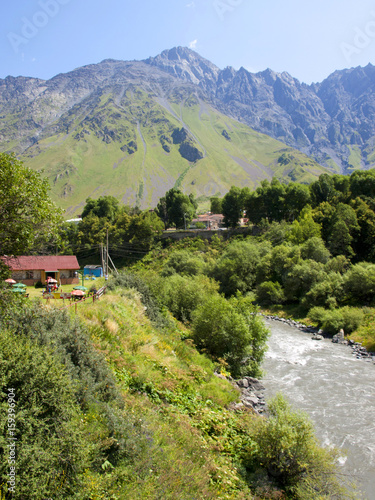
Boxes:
[191,294,269,377]
[161,250,206,277]
[302,272,344,309]
[0,329,85,499]
[247,394,354,498]
[159,274,219,322]
[211,240,270,296]
[256,281,285,305]
[0,303,120,409]
[308,306,364,335]
[343,262,375,303]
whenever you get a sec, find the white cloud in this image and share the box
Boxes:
[186,2,195,7]
[189,39,198,49]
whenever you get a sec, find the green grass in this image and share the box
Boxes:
[347,145,362,171]
[15,88,331,216]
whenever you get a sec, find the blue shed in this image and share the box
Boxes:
[83,265,103,278]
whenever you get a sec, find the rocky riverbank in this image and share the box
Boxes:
[232,376,267,414]
[263,314,375,364]
[215,372,267,414]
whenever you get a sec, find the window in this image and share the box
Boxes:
[26,271,33,279]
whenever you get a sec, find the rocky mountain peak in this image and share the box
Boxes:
[144,46,220,92]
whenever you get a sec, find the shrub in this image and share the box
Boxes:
[211,240,270,296]
[256,281,285,305]
[161,249,206,277]
[343,262,375,303]
[159,274,219,322]
[191,294,269,377]
[308,306,364,335]
[0,303,120,409]
[0,329,85,499]
[247,394,354,498]
[302,272,344,309]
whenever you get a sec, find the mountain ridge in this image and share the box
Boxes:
[1,47,374,214]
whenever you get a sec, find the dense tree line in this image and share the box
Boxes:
[211,170,375,264]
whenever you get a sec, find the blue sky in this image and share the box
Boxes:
[1,0,375,84]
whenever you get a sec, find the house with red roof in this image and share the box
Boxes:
[190,214,225,230]
[1,256,80,286]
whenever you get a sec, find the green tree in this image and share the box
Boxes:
[156,188,196,229]
[288,206,322,244]
[328,220,354,258]
[126,211,164,250]
[211,240,270,296]
[0,153,63,255]
[300,237,331,264]
[257,244,301,285]
[210,196,223,214]
[302,272,344,309]
[256,281,285,305]
[159,274,219,322]
[162,249,206,277]
[222,186,244,228]
[310,173,338,206]
[245,179,287,224]
[283,260,326,302]
[284,182,311,221]
[81,195,120,222]
[350,169,375,199]
[77,213,113,247]
[351,198,375,261]
[344,262,375,303]
[315,203,360,258]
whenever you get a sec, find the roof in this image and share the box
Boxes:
[192,214,224,223]
[1,255,80,271]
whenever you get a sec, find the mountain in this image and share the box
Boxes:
[147,48,375,173]
[2,47,374,214]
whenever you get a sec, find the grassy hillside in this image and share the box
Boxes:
[20,87,329,216]
[0,265,356,499]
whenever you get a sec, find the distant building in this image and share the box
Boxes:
[66,218,82,224]
[1,255,80,285]
[83,265,103,278]
[190,214,225,230]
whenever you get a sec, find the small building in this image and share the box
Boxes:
[1,255,80,286]
[190,213,225,230]
[83,265,103,278]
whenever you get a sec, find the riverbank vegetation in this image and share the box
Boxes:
[0,154,366,498]
[0,284,357,499]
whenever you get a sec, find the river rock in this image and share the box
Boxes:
[312,334,324,340]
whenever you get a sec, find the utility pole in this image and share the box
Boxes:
[100,243,104,274]
[106,228,109,281]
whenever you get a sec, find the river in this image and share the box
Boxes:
[262,319,375,500]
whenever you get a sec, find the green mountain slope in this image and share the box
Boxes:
[21,86,328,216]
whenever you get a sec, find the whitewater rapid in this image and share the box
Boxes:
[262,320,375,500]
